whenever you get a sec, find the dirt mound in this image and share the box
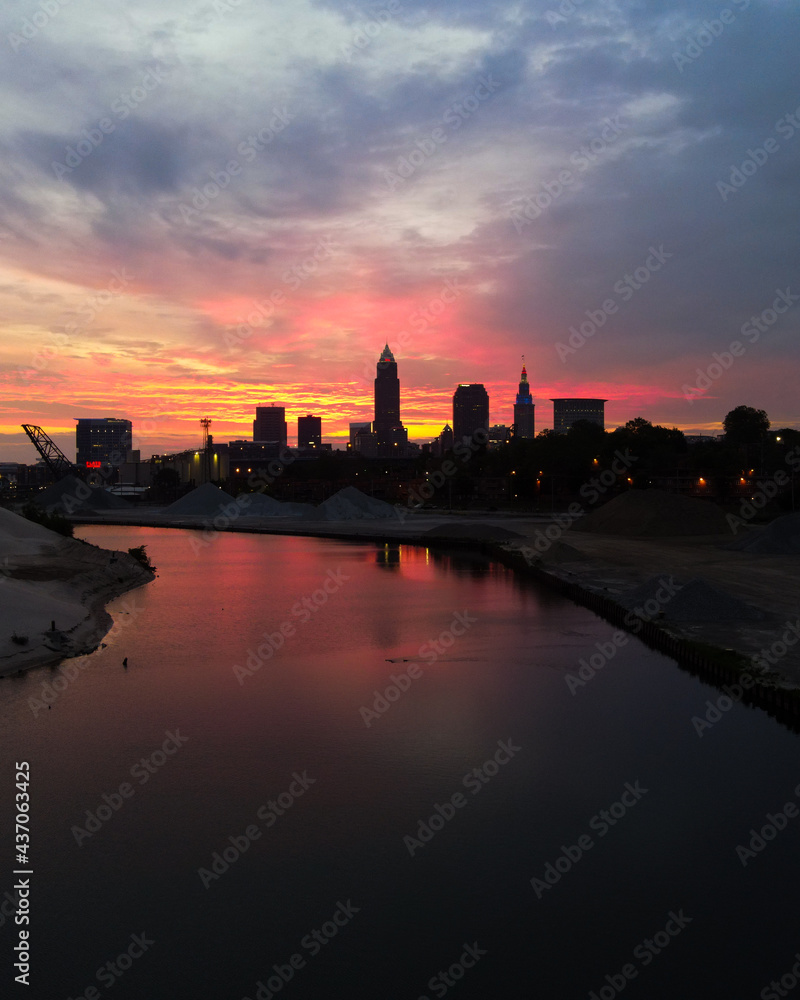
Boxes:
[165,483,235,516]
[725,513,800,554]
[319,487,397,520]
[424,522,526,541]
[571,489,729,537]
[618,575,765,622]
[36,475,131,513]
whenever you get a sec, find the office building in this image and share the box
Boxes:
[373,343,408,456]
[75,417,132,468]
[298,414,322,449]
[551,398,606,433]
[513,361,535,439]
[349,422,371,450]
[253,405,287,445]
[453,384,489,444]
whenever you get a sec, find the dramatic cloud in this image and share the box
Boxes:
[0,0,797,458]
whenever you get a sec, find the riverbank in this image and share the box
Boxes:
[66,505,800,721]
[0,509,154,678]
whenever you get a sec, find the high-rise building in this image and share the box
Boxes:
[453,384,489,444]
[297,414,321,449]
[349,422,371,450]
[373,343,407,456]
[513,360,535,439]
[75,418,132,468]
[551,398,606,433]
[253,405,287,445]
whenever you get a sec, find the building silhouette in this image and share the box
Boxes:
[253,405,287,445]
[373,343,408,456]
[551,398,606,433]
[75,417,132,468]
[298,414,321,449]
[453,384,489,444]
[513,360,535,439]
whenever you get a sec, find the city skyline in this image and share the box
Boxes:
[1,2,799,463]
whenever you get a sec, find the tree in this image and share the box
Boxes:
[723,406,769,445]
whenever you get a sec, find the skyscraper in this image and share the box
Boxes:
[297,414,322,449]
[551,398,606,433]
[513,359,535,439]
[373,343,407,455]
[75,417,132,468]
[453,384,489,444]
[253,405,287,445]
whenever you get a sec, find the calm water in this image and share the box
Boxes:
[1,527,799,999]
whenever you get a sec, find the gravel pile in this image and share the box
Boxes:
[318,487,397,521]
[618,575,765,621]
[164,483,236,516]
[237,493,284,515]
[36,475,132,513]
[571,489,729,537]
[725,513,800,554]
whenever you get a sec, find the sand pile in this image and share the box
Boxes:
[276,502,324,520]
[0,506,63,557]
[618,575,765,622]
[424,522,526,542]
[237,493,284,515]
[319,487,397,521]
[571,489,729,537]
[36,475,131,513]
[164,483,236,517]
[725,513,800,555]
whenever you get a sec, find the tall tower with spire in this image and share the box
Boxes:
[513,357,535,439]
[373,343,407,455]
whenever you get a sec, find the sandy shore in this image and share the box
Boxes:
[0,511,154,677]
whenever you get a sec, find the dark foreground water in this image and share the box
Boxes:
[1,527,799,1000]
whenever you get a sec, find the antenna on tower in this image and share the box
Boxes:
[200,417,212,483]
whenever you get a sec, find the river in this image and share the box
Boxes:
[1,526,798,999]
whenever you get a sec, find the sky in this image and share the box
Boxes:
[0,0,798,461]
